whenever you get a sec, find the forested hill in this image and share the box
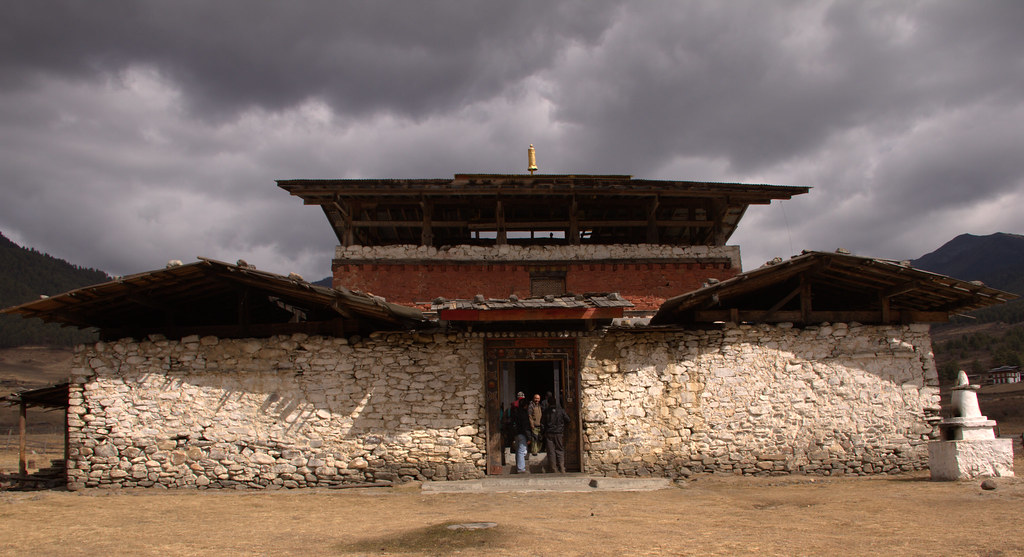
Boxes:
[911,232,1024,325]
[0,232,111,347]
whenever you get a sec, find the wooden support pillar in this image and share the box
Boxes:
[496,200,507,245]
[880,295,891,323]
[19,402,27,475]
[646,196,660,244]
[710,198,728,245]
[342,201,357,247]
[800,276,812,323]
[569,197,580,245]
[420,199,433,247]
[238,289,251,332]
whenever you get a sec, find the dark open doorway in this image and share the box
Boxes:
[504,360,562,410]
[483,338,580,475]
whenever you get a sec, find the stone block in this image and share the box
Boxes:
[928,439,1015,481]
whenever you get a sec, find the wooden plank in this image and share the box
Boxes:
[100,320,357,341]
[690,309,949,324]
[439,307,623,322]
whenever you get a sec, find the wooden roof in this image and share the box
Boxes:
[2,383,68,409]
[278,174,809,248]
[1,258,426,340]
[651,251,1018,326]
[432,293,632,329]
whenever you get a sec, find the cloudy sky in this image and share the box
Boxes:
[2,1,1023,282]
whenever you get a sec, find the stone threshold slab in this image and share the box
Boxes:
[421,476,672,493]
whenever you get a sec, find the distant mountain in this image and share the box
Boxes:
[313,276,333,288]
[0,232,111,347]
[912,232,1024,325]
[911,232,1024,294]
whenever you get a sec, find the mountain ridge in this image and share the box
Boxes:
[911,232,1024,295]
[0,231,111,347]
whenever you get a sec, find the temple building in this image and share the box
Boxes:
[2,166,1016,489]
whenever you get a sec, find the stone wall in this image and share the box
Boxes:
[335,244,741,266]
[66,333,486,490]
[65,321,941,489]
[579,323,940,477]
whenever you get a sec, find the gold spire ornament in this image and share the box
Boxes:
[527,144,538,174]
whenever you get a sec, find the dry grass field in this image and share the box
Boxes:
[2,347,1023,555]
[0,468,1022,556]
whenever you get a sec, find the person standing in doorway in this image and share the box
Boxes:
[511,392,531,473]
[528,393,543,456]
[542,393,570,473]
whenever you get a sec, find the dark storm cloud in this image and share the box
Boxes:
[3,0,620,120]
[545,1,1024,176]
[1,1,1023,281]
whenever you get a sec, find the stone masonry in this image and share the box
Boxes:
[580,322,940,477]
[66,321,939,489]
[67,332,487,490]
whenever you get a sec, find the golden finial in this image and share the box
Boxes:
[527,144,538,175]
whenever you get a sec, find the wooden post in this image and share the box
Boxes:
[19,402,27,476]
[710,198,728,245]
[646,196,660,244]
[569,197,580,245]
[800,275,812,323]
[495,200,507,245]
[420,199,433,247]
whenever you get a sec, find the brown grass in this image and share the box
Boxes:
[0,467,1022,556]
[2,348,1023,555]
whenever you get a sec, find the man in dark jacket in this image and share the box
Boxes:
[510,392,531,473]
[542,393,570,473]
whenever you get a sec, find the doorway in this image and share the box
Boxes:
[483,338,580,474]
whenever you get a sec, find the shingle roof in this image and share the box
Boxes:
[432,293,632,322]
[1,257,425,338]
[651,251,1017,326]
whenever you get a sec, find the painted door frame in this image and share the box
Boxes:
[483,337,581,474]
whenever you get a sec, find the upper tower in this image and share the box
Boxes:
[279,173,808,312]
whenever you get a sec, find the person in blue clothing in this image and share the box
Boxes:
[510,392,531,473]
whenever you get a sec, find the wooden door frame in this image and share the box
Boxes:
[483,337,580,475]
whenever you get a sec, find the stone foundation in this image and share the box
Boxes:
[927,439,1015,480]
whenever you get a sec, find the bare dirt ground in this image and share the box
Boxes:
[1,467,1023,556]
[2,347,1023,555]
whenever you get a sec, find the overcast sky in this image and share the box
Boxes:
[2,1,1023,283]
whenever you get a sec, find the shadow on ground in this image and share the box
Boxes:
[337,522,516,555]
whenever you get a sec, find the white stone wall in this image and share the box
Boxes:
[579,323,940,477]
[66,332,486,490]
[335,243,742,267]
[65,322,940,489]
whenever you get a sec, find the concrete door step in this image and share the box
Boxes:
[421,476,672,493]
